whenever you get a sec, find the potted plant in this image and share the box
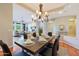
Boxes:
[38,28,43,36]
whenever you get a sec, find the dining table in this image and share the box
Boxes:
[15,35,55,55]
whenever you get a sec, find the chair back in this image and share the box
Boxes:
[23,33,27,39]
[52,34,60,56]
[52,38,58,56]
[48,32,52,37]
[56,34,60,51]
[32,32,36,37]
[0,40,12,56]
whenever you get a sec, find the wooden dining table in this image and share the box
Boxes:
[15,36,54,55]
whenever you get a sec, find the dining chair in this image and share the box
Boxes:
[52,37,59,56]
[39,34,60,56]
[0,40,12,56]
[57,34,60,51]
[48,32,52,37]
[47,32,53,48]
[23,33,28,39]
[32,32,37,37]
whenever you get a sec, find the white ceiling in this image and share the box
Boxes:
[18,3,65,12]
[13,4,33,23]
[13,3,79,23]
[49,4,79,19]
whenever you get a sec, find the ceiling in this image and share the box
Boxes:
[13,3,79,23]
[18,3,66,13]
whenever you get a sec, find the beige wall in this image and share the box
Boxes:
[0,4,13,48]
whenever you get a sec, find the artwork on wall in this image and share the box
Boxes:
[68,17,76,37]
[59,25,64,31]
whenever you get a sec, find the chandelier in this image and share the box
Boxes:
[32,4,48,21]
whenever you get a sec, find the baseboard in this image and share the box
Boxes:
[63,36,79,50]
[64,41,79,50]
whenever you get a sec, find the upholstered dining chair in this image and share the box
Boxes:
[32,32,37,37]
[52,37,60,56]
[0,40,12,56]
[23,33,28,39]
[48,32,52,37]
[47,32,53,48]
[57,34,60,51]
[39,34,60,56]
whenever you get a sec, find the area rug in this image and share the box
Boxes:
[58,47,69,56]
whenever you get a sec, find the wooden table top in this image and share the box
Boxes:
[15,36,54,54]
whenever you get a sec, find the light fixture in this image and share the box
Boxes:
[32,15,34,18]
[36,10,39,14]
[45,12,48,16]
[58,10,63,14]
[32,4,48,21]
[39,12,42,15]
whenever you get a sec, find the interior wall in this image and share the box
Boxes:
[47,20,54,32]
[0,3,13,48]
[13,4,33,23]
[50,16,76,37]
[53,17,69,34]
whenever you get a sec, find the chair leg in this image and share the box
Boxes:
[22,49,24,51]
